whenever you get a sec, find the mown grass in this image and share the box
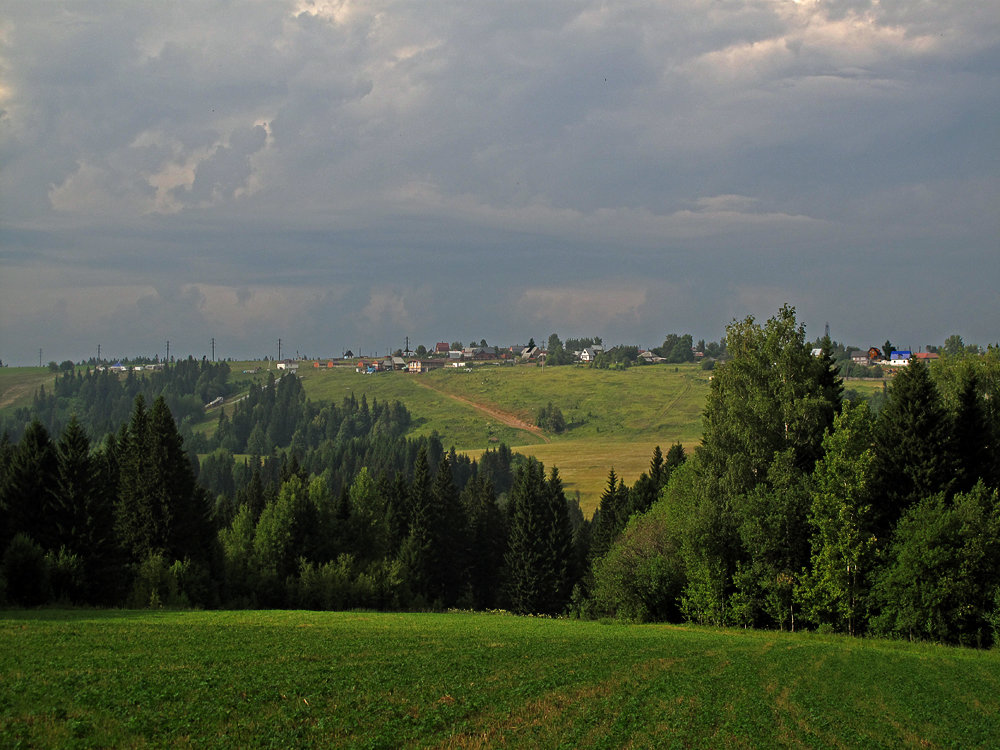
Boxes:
[1,609,997,748]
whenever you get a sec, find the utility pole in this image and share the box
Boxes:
[166,340,170,364]
[39,348,42,368]
[278,338,282,362]
[97,344,101,363]
[211,337,215,362]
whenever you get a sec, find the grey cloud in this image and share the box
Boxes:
[1,0,998,363]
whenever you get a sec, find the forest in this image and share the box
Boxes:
[1,305,998,647]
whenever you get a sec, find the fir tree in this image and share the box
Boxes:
[1,419,59,551]
[870,359,958,536]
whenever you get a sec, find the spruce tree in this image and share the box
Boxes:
[399,446,435,603]
[1,420,59,551]
[461,475,506,609]
[115,394,157,563]
[870,359,958,535]
[589,468,628,562]
[542,466,574,613]
[952,368,990,493]
[505,458,550,613]
[55,416,116,602]
[429,455,468,606]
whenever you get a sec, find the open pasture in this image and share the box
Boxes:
[1,609,997,748]
[292,363,711,510]
[0,367,56,411]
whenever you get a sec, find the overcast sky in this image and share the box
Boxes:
[1,0,997,364]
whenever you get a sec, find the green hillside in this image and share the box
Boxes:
[2,609,996,748]
[291,362,712,512]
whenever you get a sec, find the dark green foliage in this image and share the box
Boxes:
[505,459,574,614]
[729,450,812,630]
[535,402,566,433]
[870,359,957,535]
[1,534,49,606]
[592,501,684,622]
[589,468,628,563]
[1,358,235,445]
[872,483,1000,647]
[0,420,58,552]
[461,475,506,609]
[54,417,119,603]
[115,396,213,566]
[656,333,695,363]
[798,401,877,636]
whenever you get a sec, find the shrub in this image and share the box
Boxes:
[2,534,50,606]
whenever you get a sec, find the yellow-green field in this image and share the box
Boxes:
[0,367,56,411]
[288,362,711,513]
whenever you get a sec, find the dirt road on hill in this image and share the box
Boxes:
[413,380,551,443]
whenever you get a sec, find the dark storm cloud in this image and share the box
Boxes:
[1,0,998,363]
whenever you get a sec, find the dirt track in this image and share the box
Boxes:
[413,380,551,443]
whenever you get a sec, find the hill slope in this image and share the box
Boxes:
[293,362,712,511]
[2,609,996,748]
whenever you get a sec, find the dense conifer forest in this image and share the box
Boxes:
[1,306,998,647]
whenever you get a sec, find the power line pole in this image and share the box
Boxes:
[39,348,42,368]
[97,344,101,363]
[166,340,170,364]
[278,338,282,362]
[211,337,215,362]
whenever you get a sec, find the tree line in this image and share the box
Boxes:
[2,308,997,648]
[590,306,1000,647]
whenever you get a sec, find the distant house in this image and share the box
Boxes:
[850,350,870,365]
[810,348,823,358]
[580,345,604,362]
[520,346,540,361]
[888,350,912,366]
[407,360,426,374]
[639,350,666,364]
[276,359,299,371]
[913,352,940,362]
[392,356,406,370]
[435,342,450,354]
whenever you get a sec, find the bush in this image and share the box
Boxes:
[45,547,85,604]
[2,534,50,606]
[592,507,685,623]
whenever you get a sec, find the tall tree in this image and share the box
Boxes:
[0,420,58,551]
[589,468,628,562]
[461,475,506,609]
[799,401,877,636]
[398,446,435,603]
[870,359,957,536]
[54,416,118,602]
[700,305,842,495]
[506,458,558,614]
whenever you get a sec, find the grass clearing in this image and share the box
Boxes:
[1,609,997,748]
[290,363,711,512]
[0,367,56,411]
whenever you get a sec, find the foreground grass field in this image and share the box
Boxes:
[1,609,996,748]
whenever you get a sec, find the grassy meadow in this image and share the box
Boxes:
[0,361,888,513]
[1,609,997,748]
[291,363,711,513]
[0,366,56,411]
